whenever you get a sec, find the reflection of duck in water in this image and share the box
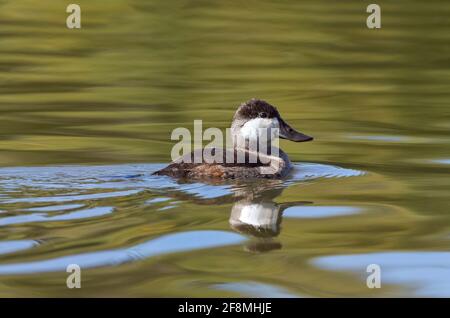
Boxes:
[154,98,313,180]
[156,178,310,253]
[228,181,310,252]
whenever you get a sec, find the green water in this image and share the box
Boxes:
[0,0,449,297]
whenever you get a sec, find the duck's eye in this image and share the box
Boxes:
[259,112,267,118]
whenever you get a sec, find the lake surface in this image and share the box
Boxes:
[0,0,449,297]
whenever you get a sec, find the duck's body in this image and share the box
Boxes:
[153,147,292,179]
[154,99,312,180]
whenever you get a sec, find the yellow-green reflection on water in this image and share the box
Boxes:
[0,0,449,297]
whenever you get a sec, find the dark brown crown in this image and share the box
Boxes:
[234,98,280,120]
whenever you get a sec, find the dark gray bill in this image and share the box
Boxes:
[278,118,313,142]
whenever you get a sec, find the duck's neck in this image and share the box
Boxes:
[234,143,277,156]
[232,133,279,155]
[232,138,291,177]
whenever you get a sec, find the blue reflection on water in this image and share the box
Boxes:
[290,163,364,182]
[0,163,365,229]
[0,162,365,204]
[284,206,360,219]
[145,197,171,204]
[214,281,300,298]
[0,163,365,279]
[432,159,450,165]
[0,207,113,226]
[0,230,245,275]
[313,251,450,297]
[4,190,141,204]
[348,135,407,142]
[25,204,84,212]
[0,240,40,255]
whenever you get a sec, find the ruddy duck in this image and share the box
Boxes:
[154,98,313,179]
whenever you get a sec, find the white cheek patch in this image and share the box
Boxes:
[239,118,280,142]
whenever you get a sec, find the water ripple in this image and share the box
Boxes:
[284,206,361,219]
[0,206,113,226]
[313,251,450,297]
[213,281,300,298]
[25,204,84,212]
[3,190,141,204]
[0,230,245,275]
[0,163,365,204]
[0,240,40,255]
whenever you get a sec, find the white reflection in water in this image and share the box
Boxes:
[230,202,280,233]
[313,252,450,297]
[0,230,245,275]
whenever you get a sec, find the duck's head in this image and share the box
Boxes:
[231,98,313,144]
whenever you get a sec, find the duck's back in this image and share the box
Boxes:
[153,148,291,180]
